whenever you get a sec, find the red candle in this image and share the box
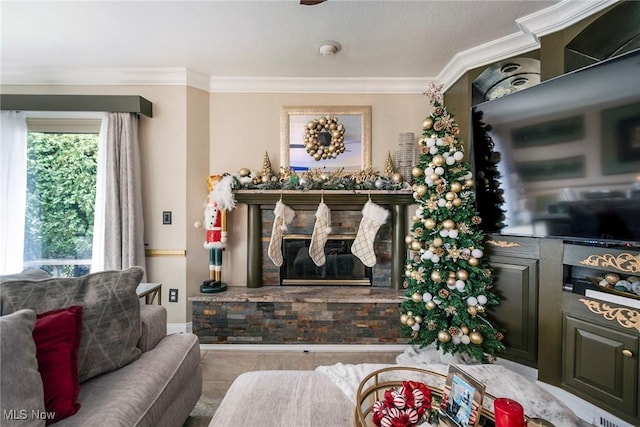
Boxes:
[493,398,525,427]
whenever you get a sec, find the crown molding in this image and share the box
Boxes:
[0,0,617,94]
[208,76,432,94]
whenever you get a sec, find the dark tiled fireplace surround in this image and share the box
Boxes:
[191,190,415,345]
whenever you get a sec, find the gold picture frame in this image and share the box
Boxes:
[280,105,372,172]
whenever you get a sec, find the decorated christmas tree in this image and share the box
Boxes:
[472,108,505,233]
[400,83,505,363]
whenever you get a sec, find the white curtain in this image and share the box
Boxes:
[0,111,27,274]
[100,112,146,272]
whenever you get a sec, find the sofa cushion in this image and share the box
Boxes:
[0,309,46,427]
[55,333,202,427]
[0,268,51,282]
[33,306,83,424]
[0,267,144,382]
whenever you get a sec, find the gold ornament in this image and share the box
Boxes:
[605,273,620,284]
[453,198,462,207]
[422,118,433,129]
[437,330,452,343]
[469,331,484,345]
[476,305,486,313]
[411,292,423,303]
[430,271,442,282]
[406,317,416,327]
[432,155,445,166]
[442,219,455,230]
[405,235,413,244]
[429,173,440,182]
[432,238,443,247]
[467,306,478,316]
[303,116,346,161]
[451,182,462,193]
[446,277,456,286]
[460,325,469,335]
[411,240,423,251]
[400,314,408,324]
[412,167,424,178]
[392,172,403,183]
[456,269,469,280]
[465,179,474,188]
[468,257,479,267]
[425,301,437,310]
[445,192,456,201]
[416,185,428,196]
[424,218,436,229]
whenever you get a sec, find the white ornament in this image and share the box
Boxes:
[438,199,447,207]
[452,336,461,344]
[477,295,488,305]
[422,292,433,302]
[466,296,478,306]
[446,156,456,165]
[425,167,434,175]
[436,138,445,146]
[440,229,449,238]
[435,167,445,175]
[461,335,470,345]
[471,249,484,258]
[453,151,464,161]
[431,255,440,263]
[429,146,438,155]
[411,323,421,331]
[423,250,434,259]
[426,138,436,147]
[448,229,459,239]
[455,280,466,292]
[461,248,471,256]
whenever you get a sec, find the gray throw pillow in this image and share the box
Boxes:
[0,268,51,283]
[0,309,46,427]
[0,267,144,383]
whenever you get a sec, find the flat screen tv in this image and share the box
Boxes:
[471,49,640,246]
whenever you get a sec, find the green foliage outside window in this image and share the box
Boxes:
[25,132,98,276]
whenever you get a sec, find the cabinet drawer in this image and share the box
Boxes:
[563,244,640,275]
[484,234,540,258]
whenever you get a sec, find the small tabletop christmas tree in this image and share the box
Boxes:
[401,83,505,363]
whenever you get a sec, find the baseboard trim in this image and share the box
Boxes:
[167,322,191,335]
[199,343,410,352]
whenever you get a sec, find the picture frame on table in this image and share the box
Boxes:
[439,365,485,427]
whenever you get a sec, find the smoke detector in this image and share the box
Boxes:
[319,41,342,56]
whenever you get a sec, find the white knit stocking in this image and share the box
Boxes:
[309,201,332,266]
[351,200,389,267]
[267,200,295,267]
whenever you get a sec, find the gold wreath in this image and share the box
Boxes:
[303,116,346,161]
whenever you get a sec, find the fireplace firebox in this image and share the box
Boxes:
[281,234,372,285]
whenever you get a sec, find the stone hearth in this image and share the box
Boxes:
[190,286,409,345]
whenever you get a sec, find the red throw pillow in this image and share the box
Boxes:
[33,306,83,424]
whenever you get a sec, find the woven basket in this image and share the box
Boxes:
[354,366,515,427]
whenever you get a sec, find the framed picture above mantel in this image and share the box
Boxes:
[280,105,372,172]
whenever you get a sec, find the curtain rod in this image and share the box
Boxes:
[0,94,153,118]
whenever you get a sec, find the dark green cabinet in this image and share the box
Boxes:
[485,235,540,367]
[563,313,638,416]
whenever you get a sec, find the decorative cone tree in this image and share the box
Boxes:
[472,108,506,233]
[400,83,505,363]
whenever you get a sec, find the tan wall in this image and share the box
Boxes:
[209,92,427,287]
[1,86,428,324]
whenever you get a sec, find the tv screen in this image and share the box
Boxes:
[471,49,640,245]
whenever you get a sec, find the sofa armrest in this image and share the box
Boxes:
[138,303,167,352]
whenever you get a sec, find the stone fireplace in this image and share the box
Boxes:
[234,190,414,289]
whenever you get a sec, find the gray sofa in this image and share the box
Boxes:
[0,267,202,427]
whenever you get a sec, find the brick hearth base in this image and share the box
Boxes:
[190,286,410,345]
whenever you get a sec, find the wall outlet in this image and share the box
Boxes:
[168,288,178,302]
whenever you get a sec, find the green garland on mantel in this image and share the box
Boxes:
[231,167,412,192]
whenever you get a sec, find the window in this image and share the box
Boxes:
[24,115,101,277]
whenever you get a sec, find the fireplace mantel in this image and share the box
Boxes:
[234,190,415,289]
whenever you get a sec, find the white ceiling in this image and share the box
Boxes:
[0,0,618,92]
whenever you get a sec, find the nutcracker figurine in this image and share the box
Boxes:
[198,174,236,293]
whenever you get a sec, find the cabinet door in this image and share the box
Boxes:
[486,255,538,366]
[563,315,637,415]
